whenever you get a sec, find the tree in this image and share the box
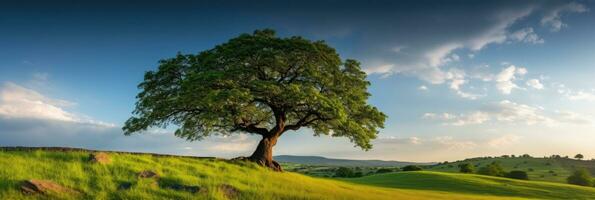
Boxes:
[458,163,475,173]
[505,170,529,180]
[402,165,422,171]
[335,167,355,178]
[375,168,393,174]
[575,154,584,160]
[478,162,505,177]
[567,169,592,186]
[122,29,387,171]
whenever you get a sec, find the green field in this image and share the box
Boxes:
[427,157,595,183]
[346,171,595,199]
[1,150,594,199]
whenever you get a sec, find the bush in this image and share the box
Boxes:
[478,162,505,176]
[334,167,355,178]
[401,165,422,171]
[376,168,393,174]
[506,170,529,180]
[458,163,474,173]
[567,169,592,186]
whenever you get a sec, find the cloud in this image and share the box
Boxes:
[0,82,112,126]
[509,27,544,44]
[433,136,477,150]
[418,85,428,91]
[567,91,595,101]
[526,79,544,90]
[487,134,521,147]
[495,65,527,94]
[541,2,589,32]
[206,134,258,153]
[423,111,489,126]
[375,136,423,145]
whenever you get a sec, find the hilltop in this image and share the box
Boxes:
[1,148,595,199]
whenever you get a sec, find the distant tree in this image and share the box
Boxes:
[478,162,505,177]
[575,154,584,160]
[458,163,475,173]
[122,29,387,171]
[567,169,592,186]
[334,167,355,178]
[521,154,531,158]
[376,168,393,174]
[402,165,423,171]
[505,171,529,180]
[501,155,510,158]
[353,172,363,177]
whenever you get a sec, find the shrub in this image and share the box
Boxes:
[567,169,592,186]
[458,163,475,173]
[402,165,422,171]
[376,168,393,174]
[478,162,505,176]
[353,172,363,177]
[506,170,529,180]
[334,167,354,178]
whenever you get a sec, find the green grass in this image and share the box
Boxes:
[1,150,594,199]
[427,157,595,183]
[346,171,595,199]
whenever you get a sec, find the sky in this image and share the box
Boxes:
[1,0,595,162]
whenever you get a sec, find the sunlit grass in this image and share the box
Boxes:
[1,150,593,199]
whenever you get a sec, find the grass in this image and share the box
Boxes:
[346,171,595,199]
[427,157,595,183]
[0,150,594,199]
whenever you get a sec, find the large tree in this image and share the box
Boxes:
[123,29,386,171]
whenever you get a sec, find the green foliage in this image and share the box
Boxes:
[505,171,529,180]
[567,169,592,186]
[458,163,474,173]
[477,162,505,177]
[376,168,393,174]
[123,29,386,150]
[401,165,422,171]
[335,167,355,177]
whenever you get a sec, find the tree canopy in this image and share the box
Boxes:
[123,29,386,170]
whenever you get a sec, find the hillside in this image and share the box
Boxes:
[346,171,595,199]
[274,155,432,167]
[0,148,593,199]
[426,156,595,183]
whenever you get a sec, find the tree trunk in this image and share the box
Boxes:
[249,135,282,171]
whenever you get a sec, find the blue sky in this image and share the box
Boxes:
[1,1,595,162]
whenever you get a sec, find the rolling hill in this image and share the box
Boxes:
[274,155,433,167]
[426,156,595,183]
[1,148,594,199]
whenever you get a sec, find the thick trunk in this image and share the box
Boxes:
[249,135,282,171]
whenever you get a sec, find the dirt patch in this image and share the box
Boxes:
[219,184,240,199]
[21,179,81,196]
[138,170,160,179]
[89,152,111,164]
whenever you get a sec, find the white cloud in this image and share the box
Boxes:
[418,85,428,91]
[206,135,258,153]
[0,82,113,127]
[567,91,595,101]
[509,27,544,44]
[363,64,395,77]
[423,111,489,126]
[433,136,477,150]
[489,100,555,126]
[495,65,527,94]
[541,2,588,32]
[526,79,544,90]
[375,136,423,145]
[487,134,521,147]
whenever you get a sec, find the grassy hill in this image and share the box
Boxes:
[274,155,432,167]
[346,171,595,199]
[426,156,595,183]
[0,149,594,199]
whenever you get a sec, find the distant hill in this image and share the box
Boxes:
[274,155,434,167]
[427,156,595,184]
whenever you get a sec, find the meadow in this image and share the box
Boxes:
[1,149,594,199]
